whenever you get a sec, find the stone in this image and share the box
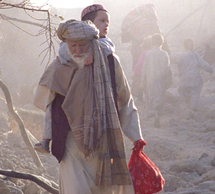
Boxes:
[23,182,40,194]
[8,186,24,194]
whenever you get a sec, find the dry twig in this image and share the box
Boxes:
[0,169,59,194]
[0,0,60,65]
[0,80,43,168]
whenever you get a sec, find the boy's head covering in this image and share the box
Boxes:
[57,19,99,42]
[81,4,108,20]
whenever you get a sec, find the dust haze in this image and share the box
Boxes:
[0,0,215,193]
[1,0,215,104]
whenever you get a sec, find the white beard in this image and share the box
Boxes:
[66,44,90,69]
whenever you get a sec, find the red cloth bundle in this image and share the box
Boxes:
[128,139,165,194]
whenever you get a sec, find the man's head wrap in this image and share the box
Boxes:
[81,4,108,20]
[57,19,99,42]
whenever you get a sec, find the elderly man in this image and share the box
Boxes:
[34,20,143,194]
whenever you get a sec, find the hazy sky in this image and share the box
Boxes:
[30,0,94,8]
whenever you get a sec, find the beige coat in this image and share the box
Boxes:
[34,56,143,194]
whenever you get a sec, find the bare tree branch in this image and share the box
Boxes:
[0,12,47,29]
[0,0,60,65]
[165,2,209,38]
[0,80,43,168]
[0,169,59,194]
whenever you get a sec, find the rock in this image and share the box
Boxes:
[197,155,214,173]
[199,153,209,160]
[194,169,215,184]
[0,117,10,132]
[168,118,179,127]
[41,191,49,194]
[197,180,215,192]
[177,172,199,183]
[8,177,18,185]
[0,179,10,194]
[204,122,215,132]
[23,182,40,194]
[2,159,14,170]
[8,185,23,194]
[0,187,10,194]
[211,156,215,167]
[169,158,209,176]
[179,110,194,120]
[6,131,24,148]
[205,109,215,119]
[46,165,59,178]
[163,175,187,192]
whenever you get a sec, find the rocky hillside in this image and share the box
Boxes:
[0,92,59,194]
[0,66,215,194]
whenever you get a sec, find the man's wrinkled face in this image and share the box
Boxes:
[66,40,92,67]
[66,40,91,57]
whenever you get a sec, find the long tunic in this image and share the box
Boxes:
[34,56,143,194]
[176,51,213,109]
[142,47,170,115]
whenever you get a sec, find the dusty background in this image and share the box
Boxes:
[0,0,215,193]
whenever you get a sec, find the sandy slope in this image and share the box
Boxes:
[128,73,215,193]
[0,71,214,193]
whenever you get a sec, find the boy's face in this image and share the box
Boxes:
[93,10,110,37]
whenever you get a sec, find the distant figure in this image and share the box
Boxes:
[176,38,213,111]
[142,33,171,127]
[121,4,170,71]
[131,36,152,101]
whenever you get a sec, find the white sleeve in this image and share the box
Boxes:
[42,104,52,139]
[34,84,55,140]
[196,53,213,73]
[114,56,144,143]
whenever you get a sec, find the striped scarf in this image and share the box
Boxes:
[92,39,132,187]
